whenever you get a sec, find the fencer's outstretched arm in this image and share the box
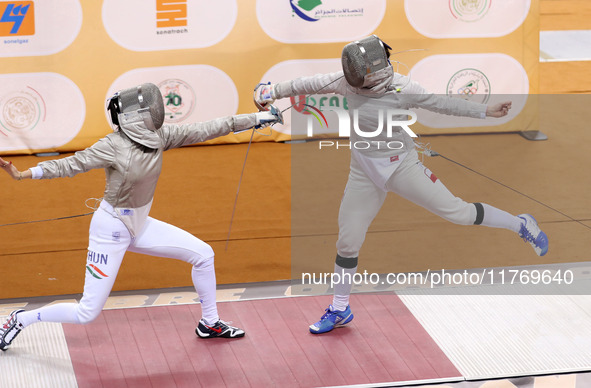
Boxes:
[0,157,31,181]
[0,110,282,180]
[274,72,347,98]
[0,137,114,181]
[161,110,282,150]
[254,72,347,109]
[403,79,512,119]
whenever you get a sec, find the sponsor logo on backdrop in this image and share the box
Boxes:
[0,72,84,152]
[303,104,327,127]
[406,0,529,38]
[0,1,34,36]
[158,79,196,123]
[156,0,188,35]
[410,53,528,129]
[0,86,45,136]
[290,0,364,22]
[291,94,349,113]
[446,68,491,104]
[291,94,348,133]
[449,0,491,22]
[0,0,81,56]
[103,0,236,51]
[258,0,384,43]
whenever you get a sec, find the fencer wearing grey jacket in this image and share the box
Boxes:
[31,114,263,236]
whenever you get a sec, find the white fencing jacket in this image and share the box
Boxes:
[274,70,487,188]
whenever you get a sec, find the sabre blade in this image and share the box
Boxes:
[225,128,256,251]
[280,75,345,114]
[226,75,345,249]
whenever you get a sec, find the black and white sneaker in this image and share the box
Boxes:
[0,309,25,351]
[195,319,245,339]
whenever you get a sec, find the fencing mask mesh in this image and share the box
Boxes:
[106,83,165,149]
[118,83,165,131]
[341,35,392,88]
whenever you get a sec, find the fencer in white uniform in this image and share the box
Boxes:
[254,35,549,334]
[0,83,283,349]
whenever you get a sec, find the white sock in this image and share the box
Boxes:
[479,203,522,233]
[192,257,219,325]
[17,303,81,328]
[332,263,357,311]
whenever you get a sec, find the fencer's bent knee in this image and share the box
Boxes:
[336,244,361,260]
[201,244,214,261]
[76,304,102,324]
[433,198,476,225]
[336,245,361,260]
[186,243,214,267]
[336,222,370,258]
[193,254,214,270]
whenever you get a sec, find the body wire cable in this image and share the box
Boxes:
[0,198,101,227]
[0,212,94,227]
[425,150,591,231]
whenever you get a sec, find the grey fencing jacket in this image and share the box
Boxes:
[34,114,258,236]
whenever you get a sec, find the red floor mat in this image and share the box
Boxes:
[63,293,460,388]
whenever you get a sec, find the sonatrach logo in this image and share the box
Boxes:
[156,0,188,34]
[449,0,491,22]
[447,68,491,104]
[290,0,364,22]
[158,79,196,123]
[0,87,45,136]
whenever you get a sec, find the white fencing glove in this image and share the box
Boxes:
[253,82,276,111]
[254,105,283,129]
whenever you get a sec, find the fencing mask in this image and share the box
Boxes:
[341,35,393,90]
[106,83,165,149]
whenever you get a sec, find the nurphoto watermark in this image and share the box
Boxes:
[304,107,418,150]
